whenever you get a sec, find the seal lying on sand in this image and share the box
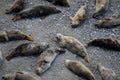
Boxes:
[55,33,90,63]
[5,0,25,14]
[92,0,109,18]
[46,0,70,7]
[0,30,33,42]
[65,60,96,80]
[35,49,65,75]
[2,71,41,80]
[69,3,87,27]
[86,37,120,51]
[12,5,61,21]
[95,14,120,28]
[94,63,118,80]
[6,42,49,61]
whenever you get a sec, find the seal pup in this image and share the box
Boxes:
[0,50,3,67]
[35,49,65,75]
[2,71,41,80]
[5,0,25,14]
[55,33,90,63]
[65,60,96,80]
[95,14,120,28]
[95,63,118,80]
[86,37,120,51]
[0,30,33,42]
[69,3,87,27]
[5,42,49,61]
[46,0,70,7]
[92,0,109,18]
[12,5,61,21]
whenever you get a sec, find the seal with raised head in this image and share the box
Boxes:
[86,37,120,51]
[35,49,65,75]
[95,14,120,28]
[5,0,25,14]
[5,42,49,61]
[0,50,3,67]
[12,5,61,21]
[95,63,118,80]
[55,33,90,63]
[92,0,109,18]
[2,71,41,80]
[69,3,87,27]
[0,30,33,42]
[65,60,96,80]
[46,0,70,7]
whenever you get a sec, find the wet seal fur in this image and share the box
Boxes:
[86,37,120,51]
[94,63,118,80]
[2,71,41,80]
[12,5,61,21]
[35,49,65,75]
[46,0,70,7]
[0,50,3,67]
[5,0,25,14]
[92,0,109,18]
[6,42,49,61]
[65,60,96,80]
[0,30,33,42]
[95,14,120,28]
[55,33,90,63]
[69,3,87,27]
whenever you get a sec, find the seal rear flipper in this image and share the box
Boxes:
[12,15,21,21]
[5,51,17,61]
[24,35,34,41]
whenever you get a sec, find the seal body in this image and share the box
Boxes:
[92,0,109,18]
[2,71,41,80]
[46,0,70,7]
[35,49,64,75]
[5,0,25,14]
[55,33,90,63]
[12,5,61,21]
[97,63,118,80]
[5,42,49,61]
[65,60,96,80]
[0,30,33,42]
[0,50,3,67]
[69,3,87,27]
[86,37,120,51]
[95,14,120,28]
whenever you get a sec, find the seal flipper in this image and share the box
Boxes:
[6,51,17,61]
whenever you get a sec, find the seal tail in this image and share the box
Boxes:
[6,51,17,61]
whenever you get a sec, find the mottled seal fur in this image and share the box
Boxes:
[92,0,109,18]
[95,63,118,80]
[65,60,96,80]
[12,5,61,21]
[95,14,120,28]
[86,37,120,51]
[35,49,65,75]
[6,42,49,61]
[2,71,41,80]
[0,30,33,42]
[5,0,25,14]
[69,3,87,27]
[55,33,90,63]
